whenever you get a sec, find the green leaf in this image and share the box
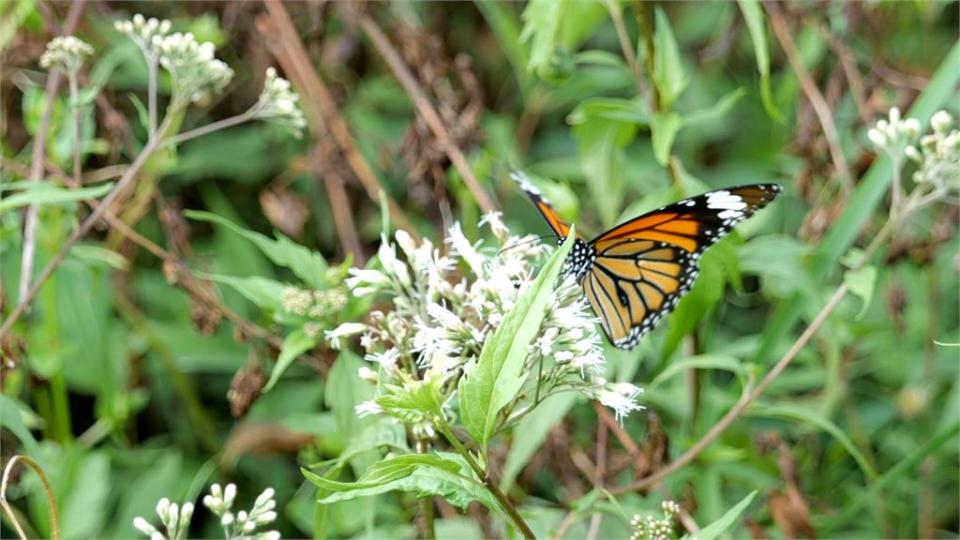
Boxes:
[185,210,329,289]
[568,97,649,125]
[325,351,375,445]
[201,273,285,312]
[649,354,747,390]
[683,490,756,540]
[519,0,564,75]
[264,327,320,392]
[652,7,688,110]
[819,421,960,532]
[500,392,578,492]
[0,395,40,456]
[376,375,445,424]
[305,453,499,511]
[736,0,783,122]
[650,111,682,166]
[459,232,576,448]
[748,403,878,479]
[0,181,114,214]
[682,88,747,128]
[843,265,877,320]
[572,115,638,227]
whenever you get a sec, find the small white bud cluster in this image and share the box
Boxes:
[907,110,959,189]
[114,13,172,58]
[867,107,921,152]
[155,32,234,105]
[39,36,93,74]
[203,483,280,540]
[252,68,307,137]
[132,497,194,540]
[280,286,347,319]
[629,500,680,540]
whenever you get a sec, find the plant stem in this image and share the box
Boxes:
[435,420,535,540]
[148,57,158,136]
[416,440,437,540]
[0,119,169,339]
[163,110,254,147]
[0,456,60,540]
[68,71,82,183]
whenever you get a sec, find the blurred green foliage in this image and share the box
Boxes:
[1,1,958,539]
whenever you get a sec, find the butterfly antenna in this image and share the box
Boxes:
[495,234,555,257]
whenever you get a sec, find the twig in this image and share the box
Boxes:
[813,22,871,125]
[164,110,254,147]
[612,215,901,495]
[357,14,497,215]
[435,420,535,540]
[1,126,165,338]
[257,1,419,237]
[586,403,609,540]
[17,0,86,308]
[765,1,853,195]
[1,455,60,540]
[596,405,647,476]
[605,0,648,100]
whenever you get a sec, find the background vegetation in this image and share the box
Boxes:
[1,1,958,538]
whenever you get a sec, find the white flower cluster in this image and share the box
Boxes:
[332,214,643,425]
[203,483,280,540]
[156,32,234,105]
[132,497,193,540]
[39,36,93,73]
[906,110,959,189]
[629,500,680,540]
[114,13,171,58]
[867,106,920,152]
[280,286,347,337]
[252,68,307,136]
[115,13,233,106]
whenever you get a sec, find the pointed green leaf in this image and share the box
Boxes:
[682,491,756,540]
[0,181,113,214]
[652,7,688,110]
[736,0,783,122]
[185,210,329,289]
[650,111,682,166]
[459,232,576,448]
[264,327,320,392]
[305,453,499,511]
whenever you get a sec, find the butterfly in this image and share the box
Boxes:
[513,173,781,349]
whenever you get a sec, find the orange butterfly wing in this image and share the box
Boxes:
[587,184,781,348]
[512,172,571,238]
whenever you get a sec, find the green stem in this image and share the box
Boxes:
[435,420,535,540]
[416,440,437,540]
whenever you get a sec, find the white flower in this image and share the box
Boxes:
[594,381,644,423]
[446,223,484,275]
[931,110,952,134]
[39,36,93,73]
[366,348,400,371]
[252,67,306,137]
[867,128,887,148]
[132,517,158,537]
[355,400,383,417]
[479,211,509,240]
[115,14,172,59]
[325,322,367,349]
[155,32,233,105]
[357,366,378,383]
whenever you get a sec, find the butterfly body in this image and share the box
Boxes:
[514,173,781,349]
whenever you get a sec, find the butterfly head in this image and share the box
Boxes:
[559,236,595,282]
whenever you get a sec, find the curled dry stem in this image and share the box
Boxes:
[0,455,60,540]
